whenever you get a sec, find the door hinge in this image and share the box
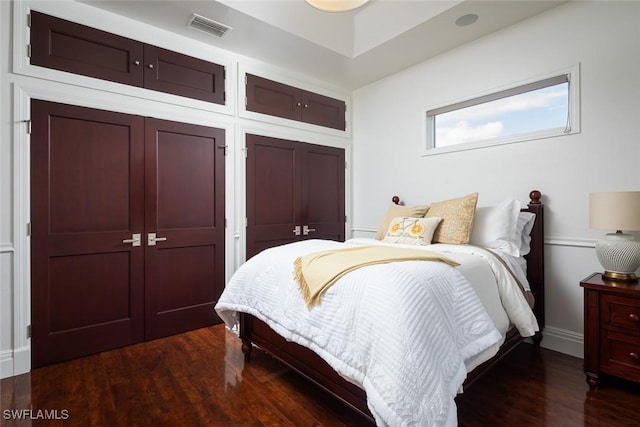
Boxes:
[20,120,32,134]
[245,217,248,228]
[27,325,32,338]
[26,222,31,236]
[27,44,31,58]
[27,13,31,27]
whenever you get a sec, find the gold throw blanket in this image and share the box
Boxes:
[294,245,460,309]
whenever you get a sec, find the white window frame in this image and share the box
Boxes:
[423,65,581,156]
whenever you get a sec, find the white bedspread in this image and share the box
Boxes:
[215,239,539,427]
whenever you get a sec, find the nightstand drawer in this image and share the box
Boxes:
[601,294,640,331]
[601,330,640,382]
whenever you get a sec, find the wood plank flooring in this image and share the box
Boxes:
[2,325,639,426]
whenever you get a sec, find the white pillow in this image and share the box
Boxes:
[469,199,521,256]
[516,212,536,256]
[383,216,442,245]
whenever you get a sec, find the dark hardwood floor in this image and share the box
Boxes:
[2,325,639,426]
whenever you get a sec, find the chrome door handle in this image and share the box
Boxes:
[303,225,316,236]
[147,233,167,246]
[123,233,141,247]
[293,225,301,236]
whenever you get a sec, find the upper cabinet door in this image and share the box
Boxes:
[246,73,346,131]
[246,74,302,121]
[30,11,144,87]
[302,91,346,131]
[143,45,225,105]
[30,11,225,105]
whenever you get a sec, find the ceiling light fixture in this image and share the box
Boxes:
[455,14,479,27]
[305,0,370,13]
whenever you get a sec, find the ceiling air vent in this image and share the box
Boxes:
[188,13,232,39]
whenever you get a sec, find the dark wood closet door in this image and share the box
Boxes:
[31,100,145,368]
[144,119,225,340]
[303,145,345,241]
[245,134,345,259]
[246,134,302,259]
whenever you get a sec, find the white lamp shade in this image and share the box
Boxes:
[590,191,640,231]
[590,191,640,280]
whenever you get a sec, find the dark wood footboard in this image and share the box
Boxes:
[240,190,545,423]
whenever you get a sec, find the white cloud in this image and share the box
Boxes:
[438,88,566,125]
[436,120,503,147]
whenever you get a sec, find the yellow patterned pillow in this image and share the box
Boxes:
[426,193,479,244]
[383,217,442,245]
[375,203,430,240]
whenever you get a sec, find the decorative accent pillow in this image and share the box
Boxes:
[426,193,479,244]
[469,198,522,256]
[375,203,430,240]
[383,217,442,245]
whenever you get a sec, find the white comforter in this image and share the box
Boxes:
[215,239,539,427]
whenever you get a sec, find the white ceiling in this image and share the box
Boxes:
[78,0,566,90]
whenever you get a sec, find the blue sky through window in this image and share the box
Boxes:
[435,83,569,147]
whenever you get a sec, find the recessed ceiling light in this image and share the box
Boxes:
[455,14,479,27]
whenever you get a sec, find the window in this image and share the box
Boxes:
[425,67,579,155]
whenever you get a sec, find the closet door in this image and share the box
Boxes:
[303,145,345,242]
[245,134,345,259]
[246,134,302,259]
[144,119,225,339]
[31,100,145,368]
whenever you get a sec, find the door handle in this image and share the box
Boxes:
[303,225,316,236]
[122,233,141,247]
[147,233,167,246]
[293,225,301,236]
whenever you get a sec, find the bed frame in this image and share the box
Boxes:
[240,190,544,423]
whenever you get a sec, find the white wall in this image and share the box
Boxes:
[0,0,351,378]
[351,1,640,357]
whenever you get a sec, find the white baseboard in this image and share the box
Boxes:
[539,326,584,359]
[0,346,31,379]
[0,350,14,379]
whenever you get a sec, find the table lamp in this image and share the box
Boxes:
[589,191,640,281]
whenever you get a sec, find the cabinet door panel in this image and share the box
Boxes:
[31,100,145,368]
[30,11,144,87]
[143,45,225,105]
[302,91,346,130]
[246,74,302,121]
[144,118,225,340]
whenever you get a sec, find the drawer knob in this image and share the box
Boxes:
[630,353,640,361]
[630,313,640,322]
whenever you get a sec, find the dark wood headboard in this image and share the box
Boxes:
[523,190,544,331]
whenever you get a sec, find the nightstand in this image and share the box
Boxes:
[580,272,640,389]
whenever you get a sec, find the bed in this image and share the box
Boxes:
[215,190,544,426]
